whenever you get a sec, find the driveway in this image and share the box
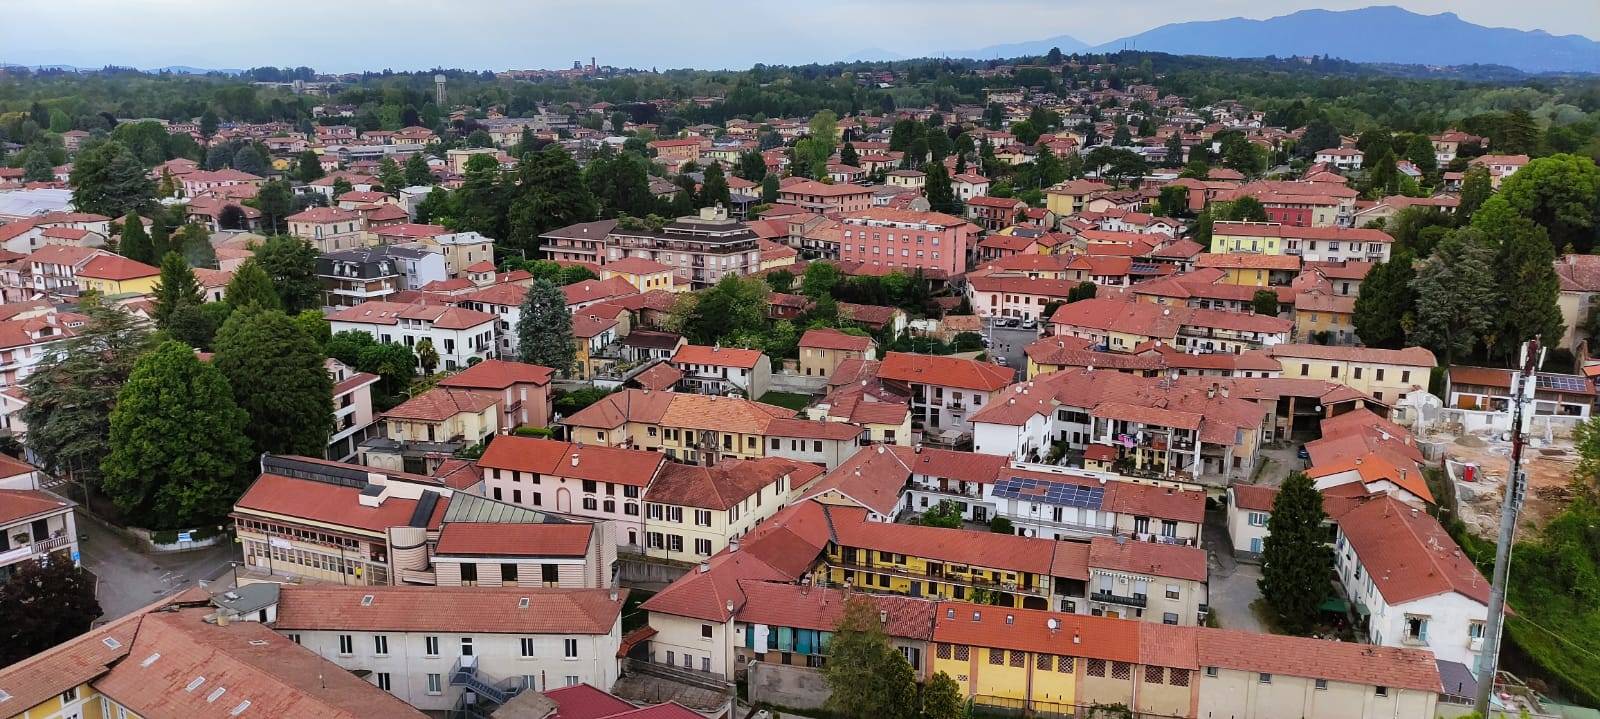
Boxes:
[1203,510,1266,633]
[77,512,236,621]
[982,318,1040,381]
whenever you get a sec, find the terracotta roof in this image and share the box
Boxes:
[779,180,873,197]
[1294,291,1356,314]
[234,472,448,534]
[1195,253,1301,271]
[877,352,1013,391]
[831,507,1057,576]
[1308,451,1432,503]
[1088,536,1207,583]
[273,585,625,634]
[799,327,874,352]
[631,362,684,391]
[1556,254,1600,292]
[75,254,159,281]
[544,683,638,719]
[798,445,914,516]
[438,358,554,390]
[381,386,498,422]
[645,457,805,510]
[287,206,360,223]
[604,256,673,275]
[1196,627,1442,692]
[28,244,106,267]
[1337,495,1490,606]
[736,581,936,640]
[1267,343,1436,368]
[478,436,666,487]
[563,276,639,306]
[434,521,594,557]
[573,311,619,339]
[0,488,71,526]
[842,207,969,227]
[326,300,496,330]
[562,389,674,429]
[1105,483,1206,524]
[932,602,1143,665]
[1229,483,1280,512]
[764,417,863,440]
[673,344,765,369]
[1050,540,1091,580]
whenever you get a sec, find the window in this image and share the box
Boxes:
[1315,678,1328,690]
[1205,666,1218,678]
[1163,612,1179,625]
[373,635,389,655]
[461,637,474,656]
[427,673,442,695]
[1166,584,1181,599]
[521,637,536,657]
[1170,668,1190,687]
[1469,622,1486,639]
[1009,650,1026,668]
[543,564,560,584]
[565,676,580,687]
[1375,686,1389,697]
[695,509,712,527]
[1248,511,1268,527]
[1112,662,1131,680]
[582,497,598,511]
[564,638,579,659]
[988,648,1004,665]
[502,563,518,582]
[1146,666,1165,684]
[1401,371,1411,383]
[695,538,712,556]
[338,634,354,655]
[668,535,684,552]
[1087,659,1106,677]
[701,624,714,639]
[460,562,478,583]
[424,636,439,656]
[60,687,78,703]
[1258,673,1272,684]
[954,645,970,661]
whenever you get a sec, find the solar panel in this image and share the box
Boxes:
[991,475,1105,510]
[1535,374,1592,393]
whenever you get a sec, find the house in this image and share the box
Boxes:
[572,305,625,381]
[541,219,619,267]
[1446,365,1594,432]
[0,480,78,581]
[1335,495,1495,673]
[328,358,380,462]
[367,385,497,470]
[966,196,1028,232]
[1266,344,1435,406]
[288,206,365,252]
[273,585,626,709]
[416,231,496,278]
[0,311,81,387]
[27,245,111,295]
[1049,298,1292,355]
[562,389,856,467]
[798,327,877,378]
[1313,147,1364,170]
[607,207,761,290]
[1210,221,1395,264]
[456,283,534,359]
[1554,253,1600,351]
[437,358,556,431]
[327,300,498,371]
[0,589,425,719]
[1043,179,1111,216]
[178,168,263,198]
[875,352,1014,438]
[839,208,975,276]
[733,582,937,680]
[599,256,678,293]
[671,344,772,398]
[952,172,991,201]
[1225,483,1278,559]
[478,436,665,550]
[642,457,817,561]
[776,180,874,214]
[74,254,159,296]
[319,247,408,308]
[1086,535,1208,626]
[1293,290,1357,344]
[885,169,926,190]
[1468,154,1529,187]
[648,138,702,166]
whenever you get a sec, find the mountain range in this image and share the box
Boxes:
[912,6,1600,74]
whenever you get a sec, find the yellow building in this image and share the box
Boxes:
[600,256,680,293]
[1266,343,1436,405]
[798,327,877,378]
[641,457,820,562]
[361,386,500,474]
[75,254,160,296]
[1293,291,1357,344]
[1043,179,1110,217]
[1193,253,1300,287]
[1209,221,1285,255]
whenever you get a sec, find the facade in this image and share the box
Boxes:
[607,207,761,290]
[1085,536,1208,626]
[798,327,876,378]
[478,436,665,551]
[437,358,556,431]
[540,219,619,267]
[328,358,380,462]
[875,351,1013,438]
[0,483,78,581]
[642,457,813,562]
[838,208,974,276]
[600,256,678,293]
[671,344,772,398]
[1266,344,1435,406]
[562,389,856,467]
[74,255,159,296]
[364,386,500,475]
[776,180,874,214]
[320,246,415,308]
[327,300,498,371]
[1210,222,1394,264]
[288,206,365,252]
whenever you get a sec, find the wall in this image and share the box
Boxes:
[748,661,831,710]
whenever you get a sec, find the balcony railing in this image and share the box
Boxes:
[1090,590,1148,608]
[829,557,1045,595]
[32,535,71,554]
[449,657,524,706]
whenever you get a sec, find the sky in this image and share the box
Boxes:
[3,0,1598,73]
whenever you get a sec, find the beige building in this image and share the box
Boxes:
[288,206,364,252]
[798,327,877,378]
[361,386,500,475]
[1266,344,1436,406]
[601,256,680,293]
[1086,536,1208,626]
[642,457,820,562]
[1556,253,1600,352]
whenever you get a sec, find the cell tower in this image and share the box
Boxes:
[434,74,447,105]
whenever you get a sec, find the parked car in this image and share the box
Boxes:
[995,355,1009,366]
[1021,318,1039,330]
[1297,445,1310,460]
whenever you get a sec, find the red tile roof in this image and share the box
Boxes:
[1267,343,1436,368]
[673,343,765,369]
[1196,627,1442,692]
[287,206,360,223]
[799,327,874,352]
[381,386,498,422]
[877,352,1013,391]
[438,358,554,390]
[434,521,594,557]
[234,472,448,534]
[1088,536,1207,583]
[933,602,1143,665]
[1337,494,1490,606]
[831,507,1058,575]
[736,581,936,640]
[604,256,674,275]
[0,488,71,525]
[645,457,806,510]
[478,436,666,487]
[273,585,625,634]
[544,683,638,719]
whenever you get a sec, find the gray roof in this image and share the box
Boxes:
[211,582,280,615]
[442,491,574,525]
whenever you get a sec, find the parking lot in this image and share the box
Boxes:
[983,317,1041,380]
[77,512,236,621]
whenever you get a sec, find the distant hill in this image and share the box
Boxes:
[1082,6,1600,74]
[1,63,242,75]
[950,34,1089,61]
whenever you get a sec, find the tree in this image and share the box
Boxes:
[765,268,795,293]
[802,262,842,299]
[1156,185,1190,218]
[507,145,597,256]
[376,157,405,195]
[1458,165,1493,220]
[252,179,294,234]
[516,279,576,374]
[1409,231,1498,363]
[823,595,920,719]
[101,341,254,527]
[225,259,282,311]
[175,223,217,269]
[736,151,767,181]
[1479,198,1565,359]
[839,142,860,168]
[416,338,440,375]
[670,275,768,345]
[330,176,354,198]
[1352,253,1416,348]
[212,307,334,456]
[414,187,452,225]
[152,251,203,326]
[1251,289,1279,317]
[295,149,324,182]
[328,331,415,398]
[699,162,731,208]
[199,109,219,139]
[924,162,959,214]
[293,309,331,350]
[1297,120,1340,159]
[22,149,53,182]
[22,304,153,491]
[0,557,101,667]
[760,173,780,204]
[254,235,321,314]
[119,213,154,264]
[919,500,965,528]
[70,140,154,219]
[1404,134,1438,176]
[921,672,969,719]
[231,144,266,175]
[166,302,222,350]
[1496,154,1600,254]
[1067,281,1097,303]
[404,152,434,186]
[1258,472,1333,635]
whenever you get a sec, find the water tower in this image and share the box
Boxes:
[434,74,447,105]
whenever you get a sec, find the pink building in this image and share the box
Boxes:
[838,208,975,276]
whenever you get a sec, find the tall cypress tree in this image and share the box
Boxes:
[119,213,154,265]
[225,259,283,311]
[924,162,959,214]
[516,279,575,375]
[1258,472,1333,635]
[1352,251,1416,349]
[152,251,203,326]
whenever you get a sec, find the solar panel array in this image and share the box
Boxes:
[991,475,1105,510]
[1535,374,1592,394]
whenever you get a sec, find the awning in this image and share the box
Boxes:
[1352,598,1370,616]
[1319,596,1350,613]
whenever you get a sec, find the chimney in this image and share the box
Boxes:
[609,590,619,601]
[879,610,888,624]
[570,453,580,467]
[698,561,710,573]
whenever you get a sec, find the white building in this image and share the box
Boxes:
[271,585,625,715]
[328,300,498,371]
[1313,148,1364,170]
[875,352,1013,438]
[671,344,772,399]
[0,459,78,581]
[1334,495,1493,674]
[328,358,380,462]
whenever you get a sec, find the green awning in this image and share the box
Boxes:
[1353,599,1370,616]
[1319,596,1350,613]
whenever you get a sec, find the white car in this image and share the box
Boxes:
[995,355,1009,366]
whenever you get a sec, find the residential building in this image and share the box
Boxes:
[1266,344,1436,405]
[798,327,877,378]
[0,481,77,581]
[457,283,533,359]
[562,389,855,466]
[1210,222,1395,264]
[328,300,498,371]
[607,207,762,290]
[600,256,679,293]
[478,436,665,550]
[643,457,817,562]
[1293,290,1357,344]
[288,206,365,252]
[1313,147,1364,170]
[776,180,874,214]
[27,244,110,295]
[0,311,81,388]
[362,386,500,475]
[273,585,625,712]
[329,358,380,462]
[966,196,1027,232]
[838,208,975,276]
[540,219,619,267]
[1085,536,1208,626]
[1554,253,1600,351]
[952,173,991,201]
[876,351,1013,438]
[1468,154,1529,187]
[733,582,936,680]
[1049,298,1292,355]
[319,247,406,308]
[421,231,496,277]
[1224,483,1277,559]
[672,344,772,398]
[437,358,556,431]
[1446,365,1594,433]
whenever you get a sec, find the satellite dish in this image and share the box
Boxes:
[1047,618,1060,631]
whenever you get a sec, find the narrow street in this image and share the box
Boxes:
[76,512,236,621]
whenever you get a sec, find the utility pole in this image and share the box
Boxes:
[1475,337,1543,715]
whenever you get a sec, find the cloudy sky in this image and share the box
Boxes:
[4,0,1597,73]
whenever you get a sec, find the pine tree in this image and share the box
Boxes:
[175,223,217,269]
[101,340,254,527]
[149,218,171,260]
[295,150,324,183]
[699,162,731,208]
[253,235,321,314]
[839,142,860,167]
[1352,252,1415,348]
[516,279,575,374]
[377,157,404,195]
[1457,165,1492,220]
[507,145,597,256]
[1251,289,1279,317]
[760,173,779,204]
[1257,472,1332,635]
[404,153,434,186]
[1409,231,1497,363]
[70,140,155,219]
[212,307,334,456]
[822,595,919,719]
[119,213,154,264]
[1479,197,1565,360]
[253,179,294,234]
[224,259,282,311]
[924,162,959,214]
[416,338,440,375]
[152,251,203,326]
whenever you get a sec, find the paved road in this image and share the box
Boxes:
[982,318,1041,381]
[77,512,236,621]
[1203,511,1267,633]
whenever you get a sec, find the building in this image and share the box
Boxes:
[0,590,425,719]
[540,219,618,267]
[417,231,496,277]
[319,247,406,308]
[1313,147,1364,170]
[876,352,1014,438]
[478,436,665,550]
[0,481,77,581]
[1468,154,1529,187]
[1554,253,1600,351]
[72,254,160,296]
[600,256,678,293]
[607,207,761,290]
[27,245,111,296]
[1293,291,1357,344]
[1266,344,1435,406]
[437,358,555,431]
[838,208,975,276]
[798,327,877,378]
[1335,495,1493,673]
[1210,222,1395,264]
[288,206,365,252]
[966,196,1028,232]
[1085,535,1208,626]
[776,180,874,214]
[363,386,500,474]
[1049,298,1292,355]
[1446,365,1594,433]
[272,585,626,713]
[671,344,772,398]
[329,358,381,462]
[1225,483,1278,559]
[327,300,498,371]
[562,389,857,467]
[643,457,816,562]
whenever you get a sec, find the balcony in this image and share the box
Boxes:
[946,403,966,416]
[32,534,71,554]
[1090,590,1148,608]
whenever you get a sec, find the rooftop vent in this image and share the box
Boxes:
[360,594,375,606]
[185,677,206,692]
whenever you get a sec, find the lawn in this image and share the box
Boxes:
[759,391,813,411]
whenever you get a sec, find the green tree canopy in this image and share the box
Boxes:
[253,235,321,314]
[516,278,576,374]
[119,213,154,265]
[152,251,203,326]
[1258,471,1333,635]
[0,558,101,667]
[212,307,334,456]
[70,140,155,218]
[224,258,282,311]
[1352,252,1416,349]
[1408,230,1498,363]
[823,595,919,719]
